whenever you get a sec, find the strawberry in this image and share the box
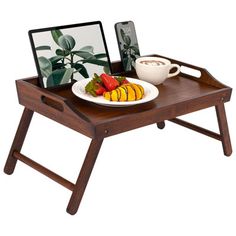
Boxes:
[114,76,129,85]
[95,83,106,95]
[85,80,106,97]
[121,78,129,85]
[100,73,119,91]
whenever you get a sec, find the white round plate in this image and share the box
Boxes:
[72,77,159,107]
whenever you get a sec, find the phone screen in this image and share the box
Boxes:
[115,21,140,71]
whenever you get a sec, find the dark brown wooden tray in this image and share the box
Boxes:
[4,54,233,215]
[16,54,232,139]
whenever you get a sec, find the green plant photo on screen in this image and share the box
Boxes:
[29,22,111,88]
[120,28,140,71]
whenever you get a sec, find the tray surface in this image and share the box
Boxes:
[54,73,226,122]
[16,57,232,137]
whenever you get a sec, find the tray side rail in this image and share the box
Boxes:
[111,55,232,89]
[95,88,231,138]
[16,77,95,138]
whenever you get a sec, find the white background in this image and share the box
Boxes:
[0,0,236,235]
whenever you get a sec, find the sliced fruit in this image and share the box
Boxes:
[116,87,121,99]
[130,83,143,100]
[103,91,111,101]
[111,89,119,101]
[136,84,144,97]
[118,87,128,101]
[124,84,136,101]
[103,83,145,102]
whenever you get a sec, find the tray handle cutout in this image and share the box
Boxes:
[41,95,64,112]
[180,66,201,78]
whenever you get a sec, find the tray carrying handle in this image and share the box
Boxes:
[16,78,91,123]
[40,93,66,112]
[170,59,228,88]
[39,89,91,122]
[38,90,90,122]
[152,54,228,88]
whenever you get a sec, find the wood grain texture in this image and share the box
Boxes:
[14,151,75,191]
[169,118,221,140]
[215,103,232,156]
[4,58,233,215]
[67,138,103,215]
[17,69,231,139]
[4,108,34,174]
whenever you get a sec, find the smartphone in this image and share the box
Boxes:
[115,21,140,71]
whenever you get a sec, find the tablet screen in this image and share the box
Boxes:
[29,21,112,88]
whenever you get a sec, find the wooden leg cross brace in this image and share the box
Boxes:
[4,108,104,215]
[168,103,232,156]
[4,102,232,215]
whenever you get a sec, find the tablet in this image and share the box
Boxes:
[29,21,112,88]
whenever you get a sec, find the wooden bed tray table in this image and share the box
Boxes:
[4,55,232,215]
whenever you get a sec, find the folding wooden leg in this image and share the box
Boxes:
[67,138,104,215]
[4,108,34,174]
[215,103,232,156]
